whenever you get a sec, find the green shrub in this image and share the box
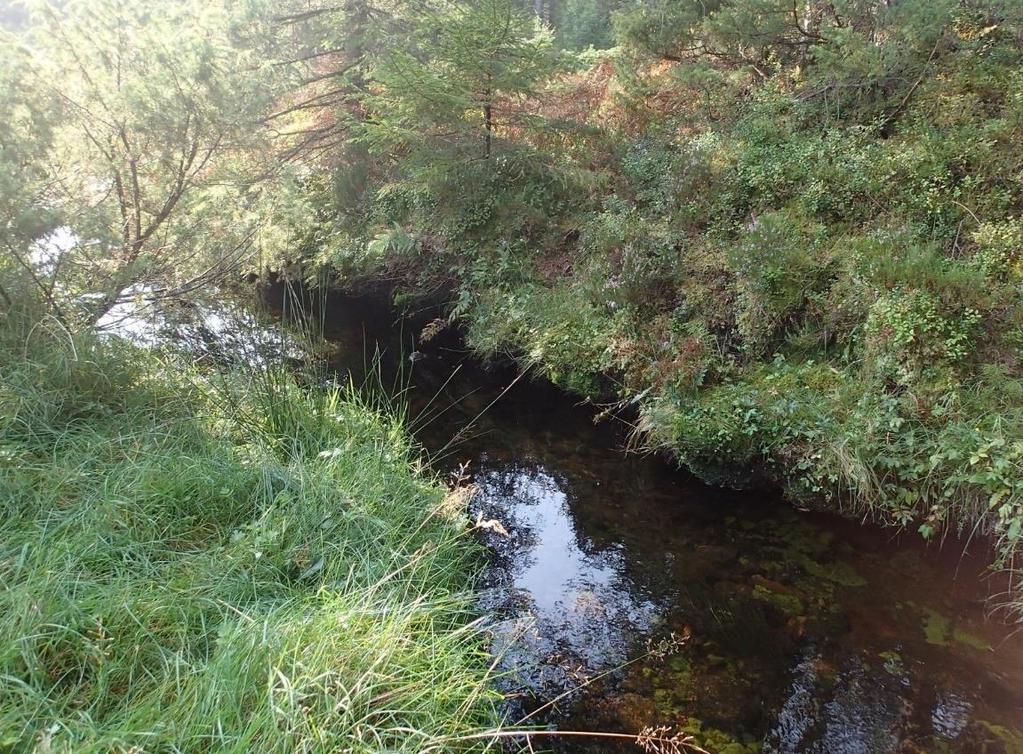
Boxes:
[862,288,981,389]
[729,209,831,355]
[971,218,1023,278]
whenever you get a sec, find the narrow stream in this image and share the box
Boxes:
[315,292,1023,754]
[106,288,1023,753]
[428,387,1023,754]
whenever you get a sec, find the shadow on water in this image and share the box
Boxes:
[109,286,1023,754]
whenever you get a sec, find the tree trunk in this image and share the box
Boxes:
[483,70,493,159]
[484,102,492,158]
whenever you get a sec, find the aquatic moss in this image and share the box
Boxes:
[752,583,806,617]
[795,554,867,588]
[978,721,1023,754]
[682,718,762,754]
[650,654,696,717]
[922,607,953,646]
[917,606,992,652]
[952,627,992,653]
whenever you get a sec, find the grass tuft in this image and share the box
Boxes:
[0,309,500,753]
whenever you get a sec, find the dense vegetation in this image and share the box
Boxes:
[0,299,501,751]
[258,1,1023,615]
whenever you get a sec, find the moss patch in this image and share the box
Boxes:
[752,583,806,617]
[978,721,1023,754]
[922,607,953,646]
[796,554,867,588]
[953,627,992,653]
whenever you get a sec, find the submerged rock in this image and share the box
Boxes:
[764,650,910,754]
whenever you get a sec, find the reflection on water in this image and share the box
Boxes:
[472,462,658,698]
[381,333,1023,754]
[97,288,304,366]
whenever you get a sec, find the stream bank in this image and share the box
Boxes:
[93,284,1023,752]
[292,286,1023,754]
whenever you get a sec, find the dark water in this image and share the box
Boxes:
[110,289,1023,754]
[446,400,1023,754]
[312,293,1023,754]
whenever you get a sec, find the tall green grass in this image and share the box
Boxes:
[0,310,501,753]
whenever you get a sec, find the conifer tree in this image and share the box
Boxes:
[362,0,556,164]
[4,0,290,326]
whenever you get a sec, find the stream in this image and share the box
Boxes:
[314,291,1023,754]
[106,288,1023,754]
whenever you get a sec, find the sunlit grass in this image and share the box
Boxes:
[0,312,501,753]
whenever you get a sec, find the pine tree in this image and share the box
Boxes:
[5,0,289,326]
[362,0,556,164]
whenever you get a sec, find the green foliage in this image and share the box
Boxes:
[361,0,556,163]
[613,1,710,64]
[0,42,58,276]
[646,359,844,489]
[463,280,614,396]
[971,218,1023,278]
[862,288,980,388]
[0,312,499,752]
[549,0,624,50]
[4,0,295,327]
[303,0,1023,616]
[729,210,831,355]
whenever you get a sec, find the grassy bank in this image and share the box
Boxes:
[0,308,499,753]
